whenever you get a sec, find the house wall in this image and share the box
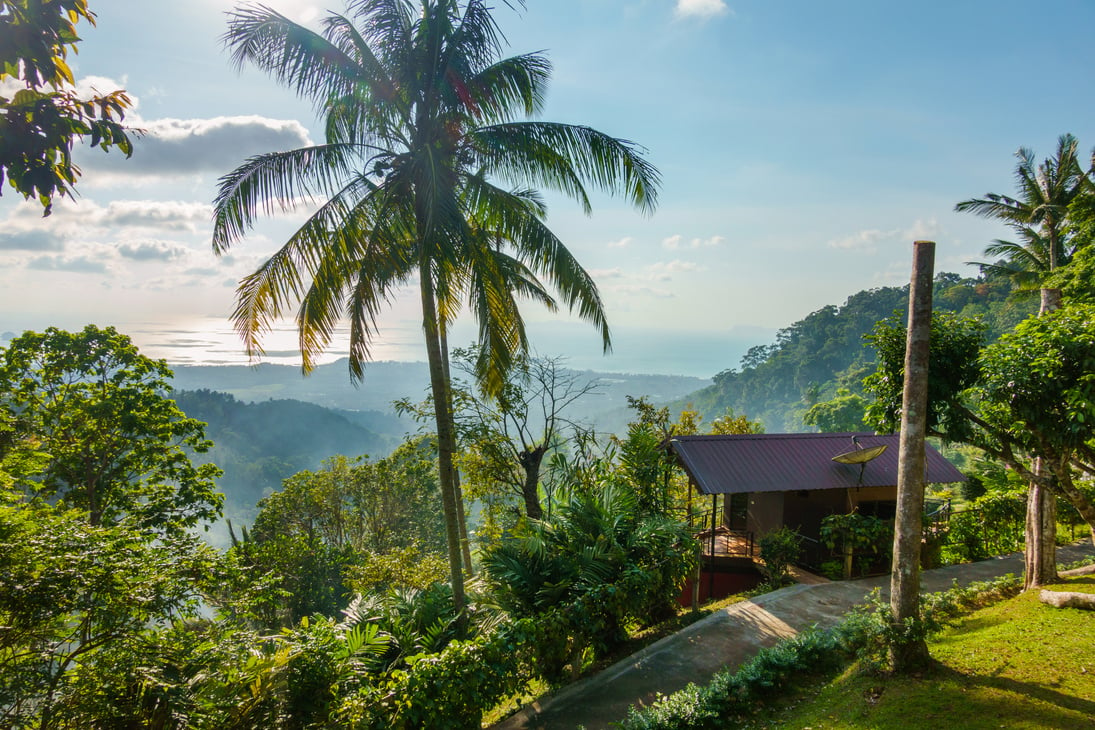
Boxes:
[746,492,784,536]
[781,488,848,542]
[848,486,899,519]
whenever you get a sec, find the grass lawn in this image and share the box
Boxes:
[754,575,1095,729]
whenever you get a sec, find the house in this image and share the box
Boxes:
[670,432,966,573]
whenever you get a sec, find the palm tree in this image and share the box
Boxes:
[211,0,659,614]
[957,133,1089,277]
[967,225,1062,292]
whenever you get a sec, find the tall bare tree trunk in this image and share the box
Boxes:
[1025,287,1063,588]
[518,445,546,520]
[1025,468,1058,588]
[890,240,934,672]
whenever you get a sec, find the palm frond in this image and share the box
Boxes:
[213,144,361,253]
[467,52,551,121]
[228,174,396,360]
[224,4,365,108]
[470,121,660,215]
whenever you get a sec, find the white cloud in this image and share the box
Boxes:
[79,115,312,178]
[97,200,212,232]
[119,241,189,262]
[590,267,624,279]
[828,220,942,254]
[829,229,889,252]
[644,259,702,281]
[662,234,725,250]
[0,230,65,251]
[904,218,941,242]
[607,236,633,249]
[608,284,675,299]
[27,254,111,274]
[656,259,702,274]
[675,0,730,19]
[4,199,212,241]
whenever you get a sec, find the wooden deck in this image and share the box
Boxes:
[695,526,831,584]
[695,526,757,559]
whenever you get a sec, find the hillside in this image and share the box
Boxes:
[679,274,1037,431]
[171,390,400,528]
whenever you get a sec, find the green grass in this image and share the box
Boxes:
[752,575,1095,729]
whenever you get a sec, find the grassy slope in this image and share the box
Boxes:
[759,576,1095,729]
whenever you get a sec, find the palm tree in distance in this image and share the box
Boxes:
[957,133,1089,280]
[211,0,660,615]
[966,225,1059,293]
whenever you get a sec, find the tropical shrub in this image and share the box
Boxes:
[939,491,1025,564]
[819,511,892,578]
[757,526,803,583]
[481,485,697,683]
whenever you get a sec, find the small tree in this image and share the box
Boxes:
[0,325,222,535]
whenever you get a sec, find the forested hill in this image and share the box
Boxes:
[172,390,401,520]
[680,274,1036,431]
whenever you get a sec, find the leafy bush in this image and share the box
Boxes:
[939,492,1026,564]
[819,512,892,578]
[481,485,697,683]
[335,625,529,729]
[757,526,802,583]
[617,628,851,730]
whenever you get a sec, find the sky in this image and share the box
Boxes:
[2,0,1095,379]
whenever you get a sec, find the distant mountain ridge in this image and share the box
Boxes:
[170,363,711,540]
[169,359,710,435]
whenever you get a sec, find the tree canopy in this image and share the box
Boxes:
[0,325,222,535]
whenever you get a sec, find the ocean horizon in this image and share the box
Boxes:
[1,316,774,381]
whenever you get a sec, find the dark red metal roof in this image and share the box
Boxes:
[670,432,966,496]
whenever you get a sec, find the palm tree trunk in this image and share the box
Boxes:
[420,258,466,617]
[440,325,475,576]
[890,239,934,673]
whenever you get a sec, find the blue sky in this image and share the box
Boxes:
[2,0,1094,378]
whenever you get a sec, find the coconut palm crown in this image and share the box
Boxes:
[211,0,660,612]
[957,133,1091,280]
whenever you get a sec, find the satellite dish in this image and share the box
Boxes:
[832,444,888,464]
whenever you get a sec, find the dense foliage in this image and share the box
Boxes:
[0,327,221,727]
[0,325,222,535]
[482,485,696,683]
[226,440,448,627]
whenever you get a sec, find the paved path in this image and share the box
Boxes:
[493,543,1095,730]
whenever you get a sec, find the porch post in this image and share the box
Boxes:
[708,494,717,600]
